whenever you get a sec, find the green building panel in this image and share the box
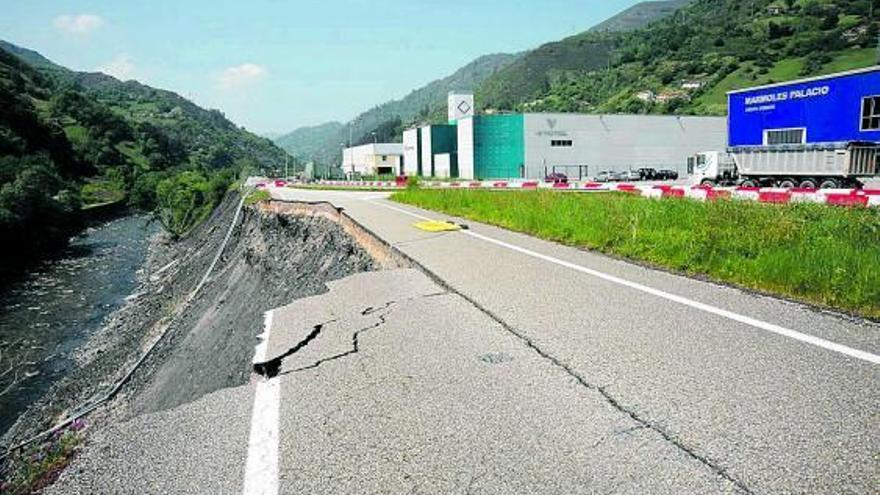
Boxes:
[431,125,458,155]
[473,115,524,179]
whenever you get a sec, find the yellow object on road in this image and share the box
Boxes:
[413,220,461,232]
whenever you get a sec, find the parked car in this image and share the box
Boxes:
[596,171,612,182]
[274,179,287,187]
[656,169,680,180]
[256,182,267,188]
[637,168,658,180]
[621,170,641,182]
[608,171,625,182]
[544,172,569,184]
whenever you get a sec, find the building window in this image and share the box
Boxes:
[551,140,573,147]
[764,128,805,146]
[862,96,880,130]
[381,155,388,161]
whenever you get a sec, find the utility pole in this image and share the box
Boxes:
[284,154,289,180]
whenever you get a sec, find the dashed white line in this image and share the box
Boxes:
[243,311,280,495]
[372,200,880,366]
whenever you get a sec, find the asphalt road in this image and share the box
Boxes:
[48,186,878,494]
[269,187,879,494]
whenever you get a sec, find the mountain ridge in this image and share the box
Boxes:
[275,52,518,167]
[275,0,695,167]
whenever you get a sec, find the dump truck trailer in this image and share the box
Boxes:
[694,67,880,188]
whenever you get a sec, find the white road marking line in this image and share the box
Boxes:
[253,311,273,364]
[371,200,880,366]
[243,311,280,495]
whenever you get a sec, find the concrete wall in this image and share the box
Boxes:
[403,129,420,176]
[523,114,727,179]
[420,126,434,177]
[457,117,475,180]
[434,154,452,178]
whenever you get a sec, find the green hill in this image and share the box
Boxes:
[0,41,292,277]
[589,0,694,32]
[477,0,878,115]
[276,53,519,167]
[276,0,702,166]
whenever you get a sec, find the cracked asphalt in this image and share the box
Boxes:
[46,187,879,494]
[268,187,879,494]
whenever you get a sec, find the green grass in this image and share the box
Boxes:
[81,179,126,206]
[391,190,880,319]
[1,427,83,494]
[244,189,271,205]
[820,47,876,74]
[694,58,805,112]
[693,48,877,113]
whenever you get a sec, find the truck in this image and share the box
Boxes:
[689,144,880,188]
[689,67,880,188]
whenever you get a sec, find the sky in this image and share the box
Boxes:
[1,0,643,134]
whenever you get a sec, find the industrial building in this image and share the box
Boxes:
[402,92,474,178]
[401,91,727,180]
[341,143,404,178]
[403,125,458,177]
[457,113,727,180]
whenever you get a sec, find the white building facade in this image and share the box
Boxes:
[341,143,404,177]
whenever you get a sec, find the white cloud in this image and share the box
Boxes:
[98,54,136,81]
[217,63,268,90]
[53,14,104,36]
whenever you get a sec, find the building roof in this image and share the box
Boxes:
[727,66,880,95]
[344,143,404,155]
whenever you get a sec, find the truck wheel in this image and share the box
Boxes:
[799,179,818,189]
[819,178,840,189]
[740,179,757,188]
[778,178,797,189]
[700,179,715,187]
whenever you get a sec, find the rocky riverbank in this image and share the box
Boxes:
[2,191,381,457]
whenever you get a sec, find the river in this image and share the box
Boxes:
[0,215,158,437]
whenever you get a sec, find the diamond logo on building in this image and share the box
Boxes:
[457,101,472,115]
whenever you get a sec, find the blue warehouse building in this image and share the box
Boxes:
[727,67,880,187]
[728,66,880,147]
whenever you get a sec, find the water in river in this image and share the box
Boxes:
[0,215,158,437]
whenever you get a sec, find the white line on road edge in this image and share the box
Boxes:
[253,311,274,364]
[243,311,280,495]
[373,200,880,366]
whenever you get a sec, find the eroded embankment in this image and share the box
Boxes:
[2,193,404,452]
[128,198,408,416]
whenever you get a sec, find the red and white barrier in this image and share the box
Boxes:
[295,180,878,208]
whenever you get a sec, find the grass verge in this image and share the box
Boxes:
[244,189,271,205]
[1,422,85,494]
[391,189,880,319]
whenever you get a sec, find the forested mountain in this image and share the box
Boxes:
[275,53,519,167]
[276,0,697,167]
[477,0,878,115]
[589,0,693,33]
[0,41,291,277]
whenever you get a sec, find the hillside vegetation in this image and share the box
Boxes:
[589,0,694,32]
[478,0,878,115]
[0,42,290,277]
